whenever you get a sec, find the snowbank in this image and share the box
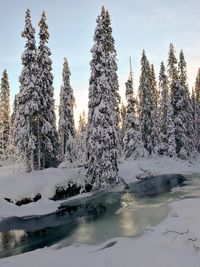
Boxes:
[0,156,200,218]
[0,165,84,218]
[119,156,200,182]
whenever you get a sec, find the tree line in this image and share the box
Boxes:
[0,7,200,189]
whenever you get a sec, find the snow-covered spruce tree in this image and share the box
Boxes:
[195,68,200,151]
[138,50,158,155]
[150,64,159,111]
[11,95,18,131]
[78,111,87,133]
[123,71,147,159]
[14,9,39,171]
[120,101,126,142]
[86,7,120,189]
[178,50,196,157]
[0,70,11,158]
[159,62,176,157]
[6,95,17,159]
[76,111,87,165]
[104,9,121,132]
[191,88,197,148]
[37,11,59,169]
[0,94,3,156]
[167,44,188,159]
[86,7,120,150]
[58,58,76,163]
[150,64,160,153]
[10,95,18,148]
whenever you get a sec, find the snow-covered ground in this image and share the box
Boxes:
[0,161,84,218]
[0,198,200,267]
[119,156,200,182]
[0,156,200,218]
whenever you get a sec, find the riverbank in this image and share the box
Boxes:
[1,156,200,218]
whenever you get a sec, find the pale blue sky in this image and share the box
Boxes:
[0,0,199,123]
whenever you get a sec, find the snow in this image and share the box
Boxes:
[1,156,200,219]
[0,161,84,218]
[0,198,200,267]
[118,156,200,182]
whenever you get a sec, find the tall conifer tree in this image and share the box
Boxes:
[58,58,76,162]
[150,64,159,112]
[167,44,188,158]
[159,62,176,156]
[14,9,39,171]
[86,7,119,189]
[0,70,11,157]
[104,9,121,131]
[195,68,200,151]
[123,64,146,159]
[138,51,158,154]
[76,111,87,165]
[120,102,126,130]
[191,88,197,148]
[37,11,59,168]
[178,50,196,157]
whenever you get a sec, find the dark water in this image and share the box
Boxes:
[0,174,200,259]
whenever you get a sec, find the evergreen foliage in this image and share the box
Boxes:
[138,50,158,155]
[76,111,87,165]
[86,7,119,189]
[37,11,59,168]
[159,62,176,156]
[167,44,188,158]
[123,71,146,159]
[195,68,200,152]
[58,58,76,162]
[120,102,126,131]
[14,9,39,171]
[178,50,196,157]
[78,111,87,134]
[2,8,200,181]
[0,70,11,158]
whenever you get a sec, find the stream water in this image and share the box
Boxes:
[0,174,200,259]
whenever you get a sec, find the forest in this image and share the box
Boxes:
[0,7,200,191]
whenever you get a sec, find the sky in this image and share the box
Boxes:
[0,0,200,125]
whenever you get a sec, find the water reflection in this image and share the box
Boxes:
[119,208,138,236]
[119,192,138,236]
[73,219,95,242]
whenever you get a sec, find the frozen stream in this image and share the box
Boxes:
[0,174,200,258]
